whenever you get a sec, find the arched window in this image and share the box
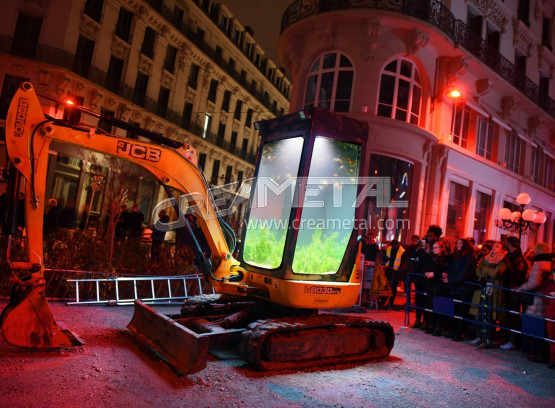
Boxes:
[377,58,422,125]
[304,52,354,112]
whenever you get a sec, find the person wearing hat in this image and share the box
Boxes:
[517,242,553,363]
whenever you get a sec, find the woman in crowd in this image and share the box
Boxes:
[424,240,451,336]
[410,239,432,329]
[469,241,508,346]
[517,242,553,363]
[444,238,476,341]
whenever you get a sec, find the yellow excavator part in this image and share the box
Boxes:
[1,284,83,348]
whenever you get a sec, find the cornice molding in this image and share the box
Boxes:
[467,0,509,34]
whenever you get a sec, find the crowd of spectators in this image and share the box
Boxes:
[363,226,555,369]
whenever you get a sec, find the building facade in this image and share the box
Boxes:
[278,0,554,249]
[0,0,290,225]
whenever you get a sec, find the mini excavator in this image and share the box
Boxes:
[1,82,394,373]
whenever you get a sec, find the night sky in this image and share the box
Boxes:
[222,0,293,65]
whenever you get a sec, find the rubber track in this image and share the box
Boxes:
[239,313,395,371]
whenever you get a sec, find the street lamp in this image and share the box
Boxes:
[497,193,547,241]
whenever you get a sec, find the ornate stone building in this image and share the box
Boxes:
[278,0,554,249]
[0,0,290,224]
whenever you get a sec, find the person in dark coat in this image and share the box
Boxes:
[127,204,145,240]
[424,240,451,336]
[409,239,432,329]
[361,232,380,262]
[517,242,553,363]
[115,205,129,241]
[543,266,555,369]
[499,236,528,350]
[444,238,476,341]
[43,198,59,235]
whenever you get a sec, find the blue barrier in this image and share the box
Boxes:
[404,272,555,348]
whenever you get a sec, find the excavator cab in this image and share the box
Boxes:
[233,109,369,308]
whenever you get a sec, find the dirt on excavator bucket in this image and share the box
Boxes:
[0,285,84,348]
[127,300,210,375]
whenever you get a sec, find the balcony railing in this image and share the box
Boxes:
[281,0,555,117]
[0,34,257,163]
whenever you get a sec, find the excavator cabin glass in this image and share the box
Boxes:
[242,137,304,268]
[292,137,361,274]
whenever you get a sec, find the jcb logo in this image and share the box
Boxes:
[14,98,29,138]
[304,286,341,295]
[117,141,161,162]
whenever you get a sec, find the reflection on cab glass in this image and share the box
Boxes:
[292,137,361,274]
[242,137,304,269]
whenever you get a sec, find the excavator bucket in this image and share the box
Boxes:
[127,300,209,375]
[0,285,84,348]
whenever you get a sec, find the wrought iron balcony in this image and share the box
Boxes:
[281,0,554,117]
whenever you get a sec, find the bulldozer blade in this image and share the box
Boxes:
[128,300,209,375]
[0,286,84,348]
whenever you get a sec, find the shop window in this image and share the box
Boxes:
[115,7,133,43]
[367,154,413,244]
[157,87,170,116]
[197,153,206,171]
[182,102,193,129]
[202,114,212,139]
[12,13,42,58]
[518,0,530,27]
[245,109,253,127]
[74,35,95,77]
[208,79,218,102]
[446,181,468,239]
[473,191,491,245]
[211,159,220,185]
[188,63,199,90]
[476,116,493,159]
[504,132,523,175]
[217,123,225,143]
[106,55,124,93]
[234,100,242,120]
[133,72,148,106]
[222,90,231,111]
[304,51,353,113]
[173,6,184,27]
[84,0,104,22]
[141,27,156,59]
[543,157,554,192]
[450,102,470,148]
[377,58,421,124]
[224,165,233,184]
[164,45,177,74]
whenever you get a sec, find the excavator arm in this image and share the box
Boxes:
[1,82,242,348]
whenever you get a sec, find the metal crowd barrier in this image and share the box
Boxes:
[404,272,555,348]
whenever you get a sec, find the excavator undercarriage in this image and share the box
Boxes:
[128,295,394,374]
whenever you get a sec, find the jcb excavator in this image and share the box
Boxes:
[1,82,394,374]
